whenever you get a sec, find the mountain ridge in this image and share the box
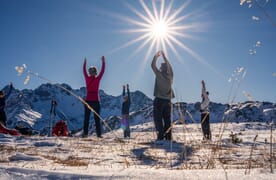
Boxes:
[3,83,276,135]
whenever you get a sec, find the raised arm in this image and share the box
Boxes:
[200,80,210,110]
[201,80,208,97]
[151,51,160,74]
[122,85,125,96]
[83,58,88,78]
[126,84,130,98]
[98,56,105,79]
[161,51,173,79]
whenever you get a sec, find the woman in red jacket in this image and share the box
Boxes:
[82,56,105,138]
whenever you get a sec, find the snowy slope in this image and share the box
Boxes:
[0,122,275,179]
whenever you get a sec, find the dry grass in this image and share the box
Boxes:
[0,123,275,173]
[41,154,89,166]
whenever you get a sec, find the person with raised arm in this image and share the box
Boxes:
[121,84,131,138]
[200,80,211,140]
[151,50,175,141]
[82,56,105,138]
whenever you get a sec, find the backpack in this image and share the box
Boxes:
[52,120,69,136]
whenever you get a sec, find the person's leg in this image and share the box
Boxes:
[126,129,130,138]
[123,129,127,138]
[0,111,7,127]
[153,98,164,140]
[205,114,211,140]
[93,101,102,137]
[163,101,172,140]
[125,117,130,138]
[83,103,91,137]
[201,113,209,140]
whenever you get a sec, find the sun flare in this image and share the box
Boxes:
[151,20,168,39]
[111,0,205,66]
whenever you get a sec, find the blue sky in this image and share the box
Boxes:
[0,0,275,103]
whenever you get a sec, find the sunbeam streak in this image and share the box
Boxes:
[110,0,208,68]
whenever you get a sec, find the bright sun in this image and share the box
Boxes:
[112,0,204,65]
[152,20,168,39]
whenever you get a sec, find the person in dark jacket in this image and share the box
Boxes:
[151,50,175,141]
[0,83,13,127]
[121,84,131,138]
[200,80,211,140]
[82,56,105,138]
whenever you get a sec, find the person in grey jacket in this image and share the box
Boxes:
[151,50,175,141]
[200,80,211,140]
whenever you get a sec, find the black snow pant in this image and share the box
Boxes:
[124,124,130,138]
[153,98,172,140]
[83,101,101,137]
[201,112,211,140]
[0,111,7,127]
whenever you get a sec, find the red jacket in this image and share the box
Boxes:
[83,60,105,101]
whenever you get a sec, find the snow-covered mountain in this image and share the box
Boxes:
[4,83,276,135]
[5,83,152,134]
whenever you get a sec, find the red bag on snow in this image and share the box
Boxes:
[52,120,69,136]
[0,123,21,136]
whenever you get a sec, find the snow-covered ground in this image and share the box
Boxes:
[0,121,275,179]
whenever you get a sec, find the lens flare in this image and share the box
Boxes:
[110,0,208,67]
[151,20,168,38]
